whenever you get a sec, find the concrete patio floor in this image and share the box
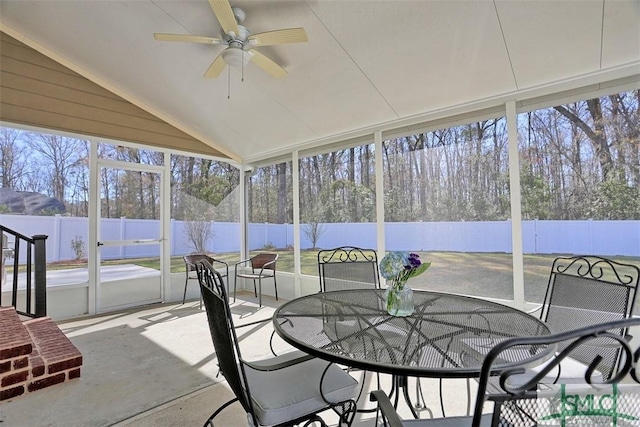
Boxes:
[0,292,474,427]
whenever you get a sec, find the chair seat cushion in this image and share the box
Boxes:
[243,350,359,426]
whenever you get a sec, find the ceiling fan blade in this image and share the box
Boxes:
[154,33,223,44]
[247,28,308,47]
[208,0,239,37]
[204,53,227,78]
[249,50,287,78]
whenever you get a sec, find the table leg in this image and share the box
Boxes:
[389,375,419,419]
[414,378,432,417]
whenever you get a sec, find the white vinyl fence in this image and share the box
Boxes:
[0,214,638,263]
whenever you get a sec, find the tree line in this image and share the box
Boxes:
[251,90,639,223]
[1,90,638,223]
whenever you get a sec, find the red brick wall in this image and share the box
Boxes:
[0,307,82,401]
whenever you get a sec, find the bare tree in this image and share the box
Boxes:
[25,133,85,202]
[0,128,26,189]
[184,219,214,253]
[181,193,215,253]
[302,204,326,249]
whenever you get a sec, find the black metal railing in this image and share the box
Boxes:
[0,225,47,318]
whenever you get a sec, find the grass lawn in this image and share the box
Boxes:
[25,251,638,305]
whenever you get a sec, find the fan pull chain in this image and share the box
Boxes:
[227,65,231,100]
[241,50,244,82]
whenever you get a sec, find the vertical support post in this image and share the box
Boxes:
[239,165,249,294]
[375,131,385,266]
[161,151,171,303]
[292,150,301,298]
[240,166,248,260]
[33,234,48,317]
[88,139,98,315]
[507,100,525,309]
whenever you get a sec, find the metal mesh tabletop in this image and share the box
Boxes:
[274,290,552,378]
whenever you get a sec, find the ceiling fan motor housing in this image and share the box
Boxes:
[221,24,250,44]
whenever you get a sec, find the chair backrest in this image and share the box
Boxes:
[184,253,213,272]
[540,255,640,380]
[317,246,379,292]
[196,259,255,420]
[250,253,278,271]
[473,317,640,427]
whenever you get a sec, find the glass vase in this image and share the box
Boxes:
[385,284,414,317]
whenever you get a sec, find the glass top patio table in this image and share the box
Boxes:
[273,289,552,378]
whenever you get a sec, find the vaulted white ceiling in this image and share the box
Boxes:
[1,0,639,164]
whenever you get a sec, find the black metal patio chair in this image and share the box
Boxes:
[459,255,640,416]
[371,316,640,426]
[317,246,380,292]
[529,255,640,383]
[196,258,359,427]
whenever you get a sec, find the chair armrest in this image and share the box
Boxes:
[577,332,634,349]
[370,390,404,427]
[258,258,277,274]
[210,258,229,268]
[234,259,252,276]
[209,258,229,277]
[241,353,314,372]
[234,258,252,267]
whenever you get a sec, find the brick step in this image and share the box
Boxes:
[0,307,32,400]
[0,306,33,360]
[0,307,82,401]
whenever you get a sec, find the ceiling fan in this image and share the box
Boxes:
[154,0,308,79]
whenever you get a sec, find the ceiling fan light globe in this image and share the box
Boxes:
[222,48,251,67]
